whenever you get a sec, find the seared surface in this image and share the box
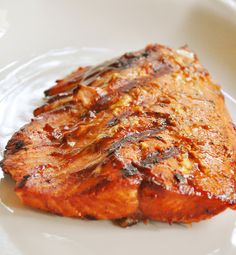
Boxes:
[2,44,236,224]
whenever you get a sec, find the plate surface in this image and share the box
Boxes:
[1,1,236,255]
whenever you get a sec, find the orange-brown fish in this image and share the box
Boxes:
[2,44,236,226]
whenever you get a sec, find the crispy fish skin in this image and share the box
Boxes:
[2,44,236,225]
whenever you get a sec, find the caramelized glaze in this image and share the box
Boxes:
[2,44,236,225]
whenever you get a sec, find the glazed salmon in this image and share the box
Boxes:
[2,44,236,226]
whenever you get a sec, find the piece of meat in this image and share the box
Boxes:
[2,44,236,225]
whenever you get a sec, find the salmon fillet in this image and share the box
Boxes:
[2,44,236,226]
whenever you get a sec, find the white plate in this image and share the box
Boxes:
[1,0,236,254]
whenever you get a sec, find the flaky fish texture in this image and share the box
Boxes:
[2,44,236,226]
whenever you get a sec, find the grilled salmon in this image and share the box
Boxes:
[2,44,236,226]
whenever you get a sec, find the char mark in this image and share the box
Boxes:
[135,147,178,170]
[108,128,166,156]
[152,135,164,141]
[121,164,139,177]
[107,111,133,128]
[84,215,97,220]
[107,112,171,156]
[93,95,111,112]
[108,117,119,127]
[17,174,31,189]
[80,49,151,86]
[174,173,185,183]
[12,140,25,153]
[109,51,150,69]
[44,89,51,97]
[46,93,73,104]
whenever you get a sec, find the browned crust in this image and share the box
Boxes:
[2,44,236,225]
